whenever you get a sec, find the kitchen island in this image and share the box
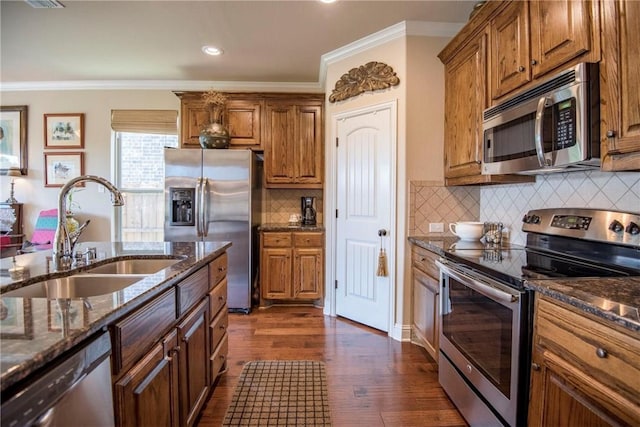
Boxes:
[0,240,230,396]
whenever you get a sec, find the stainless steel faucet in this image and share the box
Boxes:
[53,175,124,270]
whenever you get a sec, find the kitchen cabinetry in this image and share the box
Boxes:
[439,22,533,186]
[529,295,640,426]
[490,0,600,101]
[411,245,440,362]
[600,0,640,171]
[0,203,23,257]
[175,92,263,149]
[260,231,324,305]
[264,97,323,188]
[112,254,228,427]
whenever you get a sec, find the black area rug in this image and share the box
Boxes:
[222,360,332,426]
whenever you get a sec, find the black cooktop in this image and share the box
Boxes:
[444,234,640,290]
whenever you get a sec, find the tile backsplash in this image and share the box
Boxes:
[262,189,323,224]
[480,170,640,245]
[410,171,640,245]
[409,181,480,235]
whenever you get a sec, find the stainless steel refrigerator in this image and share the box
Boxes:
[164,148,262,312]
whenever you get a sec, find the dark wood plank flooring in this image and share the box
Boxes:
[197,306,467,426]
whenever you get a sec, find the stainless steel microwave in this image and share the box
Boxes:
[482,62,600,175]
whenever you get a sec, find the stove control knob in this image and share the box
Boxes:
[609,220,624,233]
[531,215,541,224]
[522,214,530,223]
[625,222,640,235]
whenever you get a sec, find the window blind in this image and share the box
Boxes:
[111,110,178,135]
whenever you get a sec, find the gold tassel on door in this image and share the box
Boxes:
[376,229,388,277]
[377,248,388,277]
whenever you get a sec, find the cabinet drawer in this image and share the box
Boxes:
[535,297,640,402]
[210,334,228,382]
[112,288,177,373]
[210,307,228,354]
[209,278,227,317]
[294,232,323,247]
[412,245,440,279]
[176,266,209,316]
[209,253,228,288]
[262,232,292,247]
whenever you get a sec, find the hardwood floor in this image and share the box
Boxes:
[197,306,467,426]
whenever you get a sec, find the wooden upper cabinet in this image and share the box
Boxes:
[444,30,487,181]
[224,99,263,149]
[489,0,600,102]
[491,0,531,100]
[529,0,598,79]
[175,92,263,149]
[264,97,323,188]
[600,0,640,171]
[177,93,209,148]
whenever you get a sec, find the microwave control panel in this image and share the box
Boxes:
[553,98,576,149]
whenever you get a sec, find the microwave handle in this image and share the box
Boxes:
[534,97,549,167]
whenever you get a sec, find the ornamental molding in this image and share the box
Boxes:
[329,61,400,103]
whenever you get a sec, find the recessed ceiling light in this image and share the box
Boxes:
[320,0,337,3]
[202,46,223,56]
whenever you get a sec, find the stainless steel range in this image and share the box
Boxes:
[437,208,640,427]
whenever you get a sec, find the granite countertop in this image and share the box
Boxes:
[259,223,325,232]
[0,240,231,391]
[526,277,640,332]
[408,234,640,334]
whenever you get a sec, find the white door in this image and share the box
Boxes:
[335,104,394,332]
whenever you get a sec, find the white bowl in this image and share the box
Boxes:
[449,221,484,241]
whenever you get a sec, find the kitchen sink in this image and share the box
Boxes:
[1,275,144,299]
[85,258,181,275]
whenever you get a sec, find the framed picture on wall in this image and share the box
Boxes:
[0,105,28,175]
[44,113,84,149]
[44,152,84,187]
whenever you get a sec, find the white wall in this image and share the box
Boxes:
[323,31,451,338]
[0,90,179,242]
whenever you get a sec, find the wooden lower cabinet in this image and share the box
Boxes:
[260,231,323,305]
[411,245,440,361]
[112,254,228,427]
[114,329,180,427]
[529,295,640,426]
[178,299,210,427]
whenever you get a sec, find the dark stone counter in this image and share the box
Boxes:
[259,223,325,232]
[0,241,231,391]
[526,277,640,333]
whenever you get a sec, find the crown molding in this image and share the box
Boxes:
[318,20,463,87]
[0,80,324,93]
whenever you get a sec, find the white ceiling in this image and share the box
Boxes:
[1,0,475,91]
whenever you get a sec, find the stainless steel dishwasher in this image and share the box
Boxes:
[1,331,114,427]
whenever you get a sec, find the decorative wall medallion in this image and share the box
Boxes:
[329,61,400,103]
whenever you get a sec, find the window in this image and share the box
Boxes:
[111,110,178,242]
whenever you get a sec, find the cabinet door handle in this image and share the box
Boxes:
[596,347,608,358]
[531,362,540,371]
[218,266,225,272]
[531,59,537,66]
[607,130,616,138]
[420,257,425,262]
[518,65,525,72]
[218,295,225,302]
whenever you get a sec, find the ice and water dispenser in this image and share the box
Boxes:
[169,187,195,225]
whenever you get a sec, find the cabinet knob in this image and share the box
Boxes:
[518,65,525,72]
[420,257,425,262]
[218,266,225,272]
[531,59,537,66]
[607,130,616,138]
[532,362,540,371]
[218,295,225,302]
[596,347,608,358]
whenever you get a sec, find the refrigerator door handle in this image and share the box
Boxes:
[202,177,210,237]
[195,177,203,237]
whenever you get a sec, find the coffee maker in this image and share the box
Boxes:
[301,197,317,226]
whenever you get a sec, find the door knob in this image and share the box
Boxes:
[378,229,387,237]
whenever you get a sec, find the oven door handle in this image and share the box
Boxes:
[436,260,519,304]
